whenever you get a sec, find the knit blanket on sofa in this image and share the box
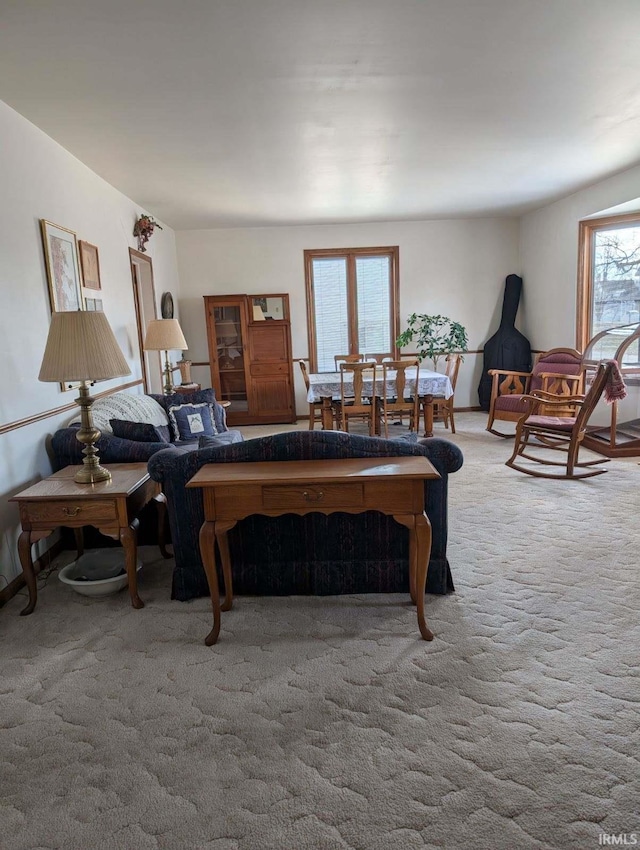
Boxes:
[68,392,169,434]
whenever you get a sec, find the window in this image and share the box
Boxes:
[578,213,640,353]
[304,246,400,372]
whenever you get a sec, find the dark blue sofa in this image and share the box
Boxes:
[51,391,241,469]
[147,430,463,602]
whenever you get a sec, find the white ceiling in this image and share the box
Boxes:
[2,0,640,230]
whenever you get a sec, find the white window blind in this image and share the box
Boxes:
[312,258,349,373]
[356,255,392,355]
[306,247,398,373]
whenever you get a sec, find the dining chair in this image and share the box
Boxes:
[378,360,420,438]
[335,362,378,435]
[505,361,615,479]
[299,359,333,430]
[432,354,461,433]
[334,353,365,370]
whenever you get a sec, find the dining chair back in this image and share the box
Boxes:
[334,353,365,370]
[336,361,378,435]
[432,354,461,433]
[379,359,420,438]
[364,354,394,364]
[299,359,325,430]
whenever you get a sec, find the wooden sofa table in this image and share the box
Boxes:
[11,462,170,616]
[187,456,440,645]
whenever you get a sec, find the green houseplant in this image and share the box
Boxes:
[396,313,469,370]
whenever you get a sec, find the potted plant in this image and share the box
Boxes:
[396,313,468,370]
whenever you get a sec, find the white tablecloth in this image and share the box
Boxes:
[307,368,453,402]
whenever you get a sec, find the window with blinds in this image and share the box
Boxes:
[304,247,400,372]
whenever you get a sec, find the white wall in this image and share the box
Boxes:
[520,163,640,349]
[176,218,520,415]
[0,101,181,590]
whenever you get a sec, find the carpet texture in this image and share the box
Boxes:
[1,413,638,850]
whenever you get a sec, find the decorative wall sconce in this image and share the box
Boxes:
[133,214,163,253]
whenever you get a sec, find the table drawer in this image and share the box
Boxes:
[262,483,363,510]
[24,500,118,526]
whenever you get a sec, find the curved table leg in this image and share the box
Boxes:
[120,519,144,609]
[199,520,221,645]
[215,519,237,612]
[415,511,434,641]
[393,514,417,605]
[154,493,171,559]
[73,528,84,559]
[17,530,37,616]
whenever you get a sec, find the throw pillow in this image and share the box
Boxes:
[150,389,227,437]
[168,403,216,441]
[109,420,171,443]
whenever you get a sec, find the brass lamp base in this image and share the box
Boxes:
[162,350,175,395]
[74,381,112,484]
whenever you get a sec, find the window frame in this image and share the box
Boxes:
[577,212,640,352]
[304,246,400,373]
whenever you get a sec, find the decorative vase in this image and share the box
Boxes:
[178,358,193,385]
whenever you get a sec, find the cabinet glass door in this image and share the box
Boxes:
[214,305,248,410]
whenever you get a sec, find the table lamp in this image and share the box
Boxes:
[143,318,188,394]
[38,310,131,484]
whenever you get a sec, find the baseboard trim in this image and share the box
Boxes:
[0,538,65,608]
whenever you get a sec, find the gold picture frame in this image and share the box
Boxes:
[40,220,83,313]
[79,240,101,290]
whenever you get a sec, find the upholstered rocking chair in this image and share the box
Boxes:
[486,347,584,436]
[505,361,618,479]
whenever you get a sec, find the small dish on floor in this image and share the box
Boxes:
[58,550,142,598]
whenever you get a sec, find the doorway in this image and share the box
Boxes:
[129,249,162,394]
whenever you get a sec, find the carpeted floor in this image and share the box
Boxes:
[1,413,638,850]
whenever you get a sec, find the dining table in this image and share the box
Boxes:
[307,367,453,436]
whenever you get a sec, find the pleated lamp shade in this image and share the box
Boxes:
[143,319,188,352]
[38,310,131,382]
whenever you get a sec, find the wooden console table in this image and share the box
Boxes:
[186,456,440,645]
[11,463,170,615]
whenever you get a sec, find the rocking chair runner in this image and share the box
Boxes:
[505,362,616,479]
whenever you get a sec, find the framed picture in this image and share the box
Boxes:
[79,240,101,290]
[40,220,83,313]
[85,297,103,312]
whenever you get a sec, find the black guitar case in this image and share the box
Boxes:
[477,274,532,411]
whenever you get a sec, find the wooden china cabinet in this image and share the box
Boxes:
[204,294,296,426]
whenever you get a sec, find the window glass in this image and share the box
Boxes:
[312,258,349,372]
[356,255,391,356]
[579,215,640,352]
[592,225,640,347]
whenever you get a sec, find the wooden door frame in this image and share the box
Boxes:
[129,248,158,393]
